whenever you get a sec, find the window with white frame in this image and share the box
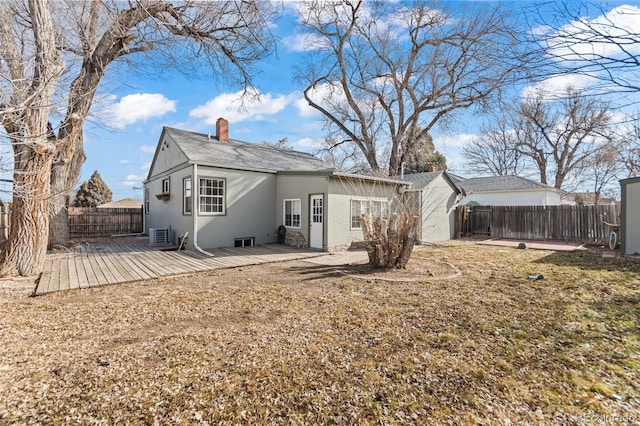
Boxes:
[144,188,150,214]
[162,177,170,194]
[351,198,388,229]
[183,177,192,215]
[199,178,225,214]
[283,199,301,228]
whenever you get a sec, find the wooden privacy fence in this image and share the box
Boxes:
[68,207,143,238]
[456,204,620,244]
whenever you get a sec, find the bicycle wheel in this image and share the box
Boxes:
[609,231,617,250]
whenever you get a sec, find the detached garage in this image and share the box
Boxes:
[620,177,640,255]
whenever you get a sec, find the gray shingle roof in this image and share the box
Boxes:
[457,175,558,193]
[400,171,443,188]
[163,127,333,173]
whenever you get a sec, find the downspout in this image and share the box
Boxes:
[192,163,214,257]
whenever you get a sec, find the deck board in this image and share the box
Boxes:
[74,256,90,289]
[35,243,325,295]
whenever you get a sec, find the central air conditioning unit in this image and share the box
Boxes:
[149,228,170,245]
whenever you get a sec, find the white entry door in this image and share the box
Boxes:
[310,194,323,249]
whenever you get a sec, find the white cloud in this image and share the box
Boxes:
[189,89,295,124]
[141,161,152,171]
[435,133,478,149]
[548,5,640,61]
[281,33,327,52]
[294,97,320,117]
[106,93,176,129]
[140,144,156,153]
[295,82,346,117]
[122,174,145,187]
[521,74,599,99]
[295,137,322,150]
[118,159,129,164]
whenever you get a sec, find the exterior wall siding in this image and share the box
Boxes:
[327,177,402,251]
[276,174,329,249]
[195,166,277,249]
[144,166,194,246]
[148,133,189,176]
[419,175,458,243]
[621,177,640,255]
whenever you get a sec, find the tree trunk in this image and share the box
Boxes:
[396,217,417,269]
[48,68,94,248]
[0,145,54,276]
[48,161,70,248]
[361,212,417,270]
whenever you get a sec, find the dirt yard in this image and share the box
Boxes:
[0,241,638,424]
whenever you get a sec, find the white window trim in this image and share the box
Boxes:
[350,198,388,230]
[283,198,301,229]
[183,177,192,215]
[162,177,170,194]
[198,177,226,216]
[144,188,150,214]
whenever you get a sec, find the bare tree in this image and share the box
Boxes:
[583,143,622,204]
[0,0,64,276]
[295,0,528,177]
[0,0,275,276]
[463,116,528,176]
[621,114,640,177]
[464,87,617,192]
[515,87,614,189]
[533,2,640,95]
[335,175,417,269]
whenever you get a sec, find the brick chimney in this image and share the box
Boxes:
[216,117,228,142]
[427,164,436,172]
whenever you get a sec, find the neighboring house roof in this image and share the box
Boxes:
[455,175,559,194]
[400,171,461,194]
[97,198,143,209]
[565,192,619,205]
[158,127,333,175]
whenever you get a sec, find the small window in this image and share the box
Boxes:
[144,188,150,214]
[284,199,301,228]
[351,199,388,229]
[162,178,170,194]
[350,199,370,229]
[183,177,192,215]
[372,200,389,218]
[234,237,254,247]
[199,178,225,214]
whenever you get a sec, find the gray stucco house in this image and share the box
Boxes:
[143,119,410,252]
[401,171,462,243]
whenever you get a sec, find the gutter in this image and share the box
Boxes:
[192,163,214,257]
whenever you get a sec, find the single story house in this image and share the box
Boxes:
[97,198,143,209]
[451,174,562,206]
[400,171,461,243]
[620,177,640,255]
[143,120,410,252]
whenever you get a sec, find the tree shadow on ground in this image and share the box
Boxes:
[533,250,640,273]
[286,263,379,282]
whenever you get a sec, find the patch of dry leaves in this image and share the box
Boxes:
[0,241,638,424]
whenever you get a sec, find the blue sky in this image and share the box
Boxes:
[2,1,639,202]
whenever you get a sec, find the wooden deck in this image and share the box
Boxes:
[35,243,325,296]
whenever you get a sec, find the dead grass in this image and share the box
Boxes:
[0,241,638,424]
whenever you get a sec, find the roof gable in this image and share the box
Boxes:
[400,171,461,194]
